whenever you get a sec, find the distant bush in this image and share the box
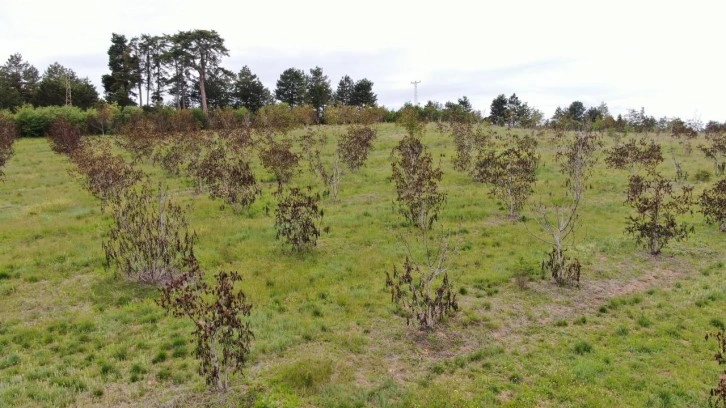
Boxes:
[255,104,297,135]
[14,105,91,137]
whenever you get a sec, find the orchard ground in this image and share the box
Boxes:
[0,123,724,407]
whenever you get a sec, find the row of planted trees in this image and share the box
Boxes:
[32,108,726,397]
[38,100,383,389]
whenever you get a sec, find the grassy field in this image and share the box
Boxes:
[0,123,724,407]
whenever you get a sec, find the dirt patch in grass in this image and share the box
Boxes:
[489,262,685,342]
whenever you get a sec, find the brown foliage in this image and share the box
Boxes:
[47,118,82,155]
[604,137,663,173]
[624,172,694,255]
[0,117,17,180]
[391,135,446,229]
[700,178,726,232]
[472,134,539,217]
[259,137,301,189]
[706,330,726,407]
[158,260,253,391]
[338,125,376,172]
[450,122,490,172]
[71,141,143,200]
[384,232,459,330]
[103,182,197,285]
[700,133,726,176]
[274,186,324,251]
[535,132,600,286]
[194,143,260,210]
[117,116,163,161]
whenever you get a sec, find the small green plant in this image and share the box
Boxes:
[705,329,726,407]
[274,187,324,251]
[158,260,253,391]
[573,341,593,354]
[696,170,713,183]
[103,182,197,284]
[512,257,535,289]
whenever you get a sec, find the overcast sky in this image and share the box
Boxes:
[2,0,724,121]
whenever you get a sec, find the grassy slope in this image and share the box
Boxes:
[0,124,724,407]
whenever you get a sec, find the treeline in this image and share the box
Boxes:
[489,94,726,135]
[2,26,726,135]
[0,54,99,110]
[99,30,377,121]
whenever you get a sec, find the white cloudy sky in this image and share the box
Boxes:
[1,0,724,121]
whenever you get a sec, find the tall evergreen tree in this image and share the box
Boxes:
[102,33,138,106]
[191,67,234,109]
[350,78,376,107]
[567,101,586,123]
[171,29,229,115]
[305,66,331,122]
[163,37,193,110]
[233,65,271,112]
[275,67,307,107]
[333,75,354,105]
[489,94,508,126]
[0,53,39,109]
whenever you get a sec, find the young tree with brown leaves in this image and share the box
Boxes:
[700,178,726,232]
[532,131,601,286]
[391,134,447,229]
[472,133,539,218]
[158,260,253,391]
[0,116,17,181]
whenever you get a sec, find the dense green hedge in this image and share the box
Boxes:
[6,104,392,137]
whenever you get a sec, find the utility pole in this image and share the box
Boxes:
[410,80,421,106]
[64,75,72,106]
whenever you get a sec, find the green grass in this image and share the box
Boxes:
[0,124,724,407]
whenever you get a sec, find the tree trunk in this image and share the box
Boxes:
[199,70,207,116]
[138,81,143,107]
